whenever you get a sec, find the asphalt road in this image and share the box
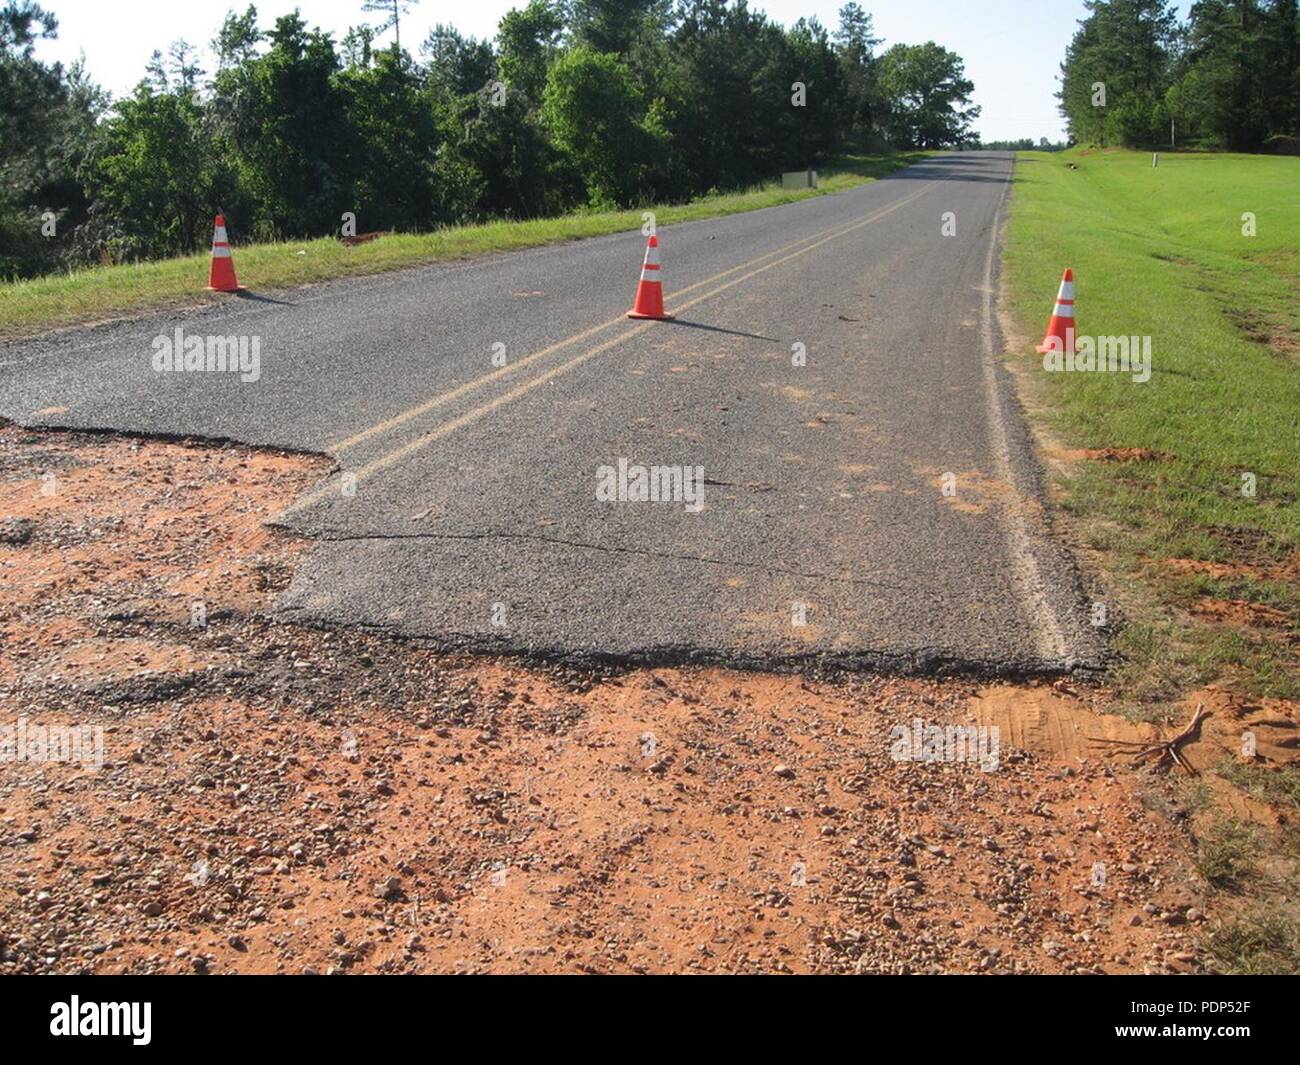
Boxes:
[0,152,1102,674]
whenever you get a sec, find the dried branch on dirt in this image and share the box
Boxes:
[1090,705,1209,775]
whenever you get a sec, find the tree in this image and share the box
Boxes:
[0,0,1002,279]
[214,5,260,69]
[497,0,563,104]
[1168,0,1300,149]
[360,0,418,54]
[568,0,661,56]
[341,24,376,69]
[213,12,351,239]
[542,46,664,206]
[835,2,883,144]
[783,18,848,165]
[337,44,438,230]
[83,81,216,259]
[0,0,55,52]
[878,42,980,148]
[166,39,204,93]
[445,87,562,218]
[660,0,800,192]
[1265,0,1300,136]
[1057,0,1181,146]
[422,23,496,99]
[0,1,102,278]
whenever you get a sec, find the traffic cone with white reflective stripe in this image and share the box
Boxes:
[206,213,243,292]
[627,235,672,320]
[1035,268,1076,354]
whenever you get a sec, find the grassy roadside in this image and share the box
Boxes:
[1001,147,1300,973]
[0,153,922,340]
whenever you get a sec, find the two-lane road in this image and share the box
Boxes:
[0,153,1102,673]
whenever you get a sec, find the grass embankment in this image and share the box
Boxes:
[0,153,922,339]
[1002,147,1300,974]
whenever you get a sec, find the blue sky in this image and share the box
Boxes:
[33,0,1194,142]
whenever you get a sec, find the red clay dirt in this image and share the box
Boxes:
[0,424,1287,975]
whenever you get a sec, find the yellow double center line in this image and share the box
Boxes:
[289,182,934,513]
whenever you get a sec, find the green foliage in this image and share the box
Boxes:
[421,23,495,98]
[337,47,438,232]
[496,1,563,105]
[235,14,352,239]
[569,0,662,56]
[1,1,983,278]
[978,138,1068,150]
[360,0,419,53]
[1060,0,1300,148]
[656,2,849,194]
[1103,90,1167,146]
[0,1,101,278]
[877,42,980,149]
[449,87,563,219]
[1173,0,1300,149]
[834,3,884,145]
[83,84,218,260]
[542,46,662,207]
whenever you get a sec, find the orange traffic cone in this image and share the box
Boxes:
[627,235,673,320]
[206,214,243,292]
[1035,268,1076,354]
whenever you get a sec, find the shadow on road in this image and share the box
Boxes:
[887,167,1008,183]
[233,290,296,306]
[665,318,781,343]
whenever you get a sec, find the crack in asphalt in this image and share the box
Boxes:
[296,526,906,590]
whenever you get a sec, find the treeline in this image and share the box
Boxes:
[0,0,981,280]
[975,138,1069,151]
[1059,0,1300,149]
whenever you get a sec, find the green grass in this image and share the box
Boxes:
[1193,817,1260,890]
[1215,759,1300,813]
[0,153,922,339]
[1207,908,1300,974]
[1003,149,1300,707]
[1005,147,1300,977]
